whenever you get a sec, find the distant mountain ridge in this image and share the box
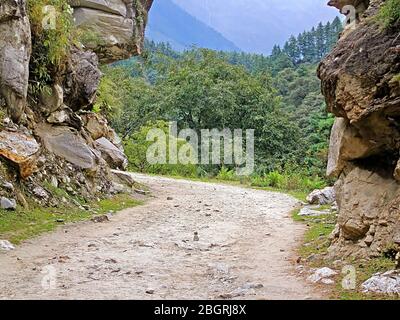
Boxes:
[145,0,240,52]
[172,0,339,54]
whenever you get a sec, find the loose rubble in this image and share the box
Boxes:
[362,270,400,295]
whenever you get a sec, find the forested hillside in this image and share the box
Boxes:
[96,19,343,191]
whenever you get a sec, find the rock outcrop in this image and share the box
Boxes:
[318,0,400,258]
[69,0,153,63]
[0,0,153,209]
[0,0,31,123]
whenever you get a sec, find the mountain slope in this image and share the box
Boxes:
[146,0,240,52]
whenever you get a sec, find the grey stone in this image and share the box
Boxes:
[306,187,336,205]
[32,186,48,200]
[36,124,98,170]
[95,137,128,170]
[111,169,135,187]
[63,48,101,111]
[47,109,70,124]
[0,239,15,251]
[0,197,16,210]
[1,181,14,191]
[362,270,400,294]
[307,267,337,284]
[0,0,31,122]
[299,206,332,217]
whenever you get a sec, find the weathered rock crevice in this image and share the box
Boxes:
[318,0,400,259]
[0,0,153,209]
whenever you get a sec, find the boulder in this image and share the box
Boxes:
[73,7,134,63]
[0,0,31,122]
[327,118,380,178]
[36,124,98,170]
[63,48,101,111]
[307,267,337,284]
[106,128,124,152]
[82,112,109,140]
[0,130,40,178]
[95,137,128,170]
[69,0,153,62]
[318,0,400,259]
[335,166,399,241]
[306,187,336,205]
[362,270,400,295]
[111,169,135,187]
[47,109,70,124]
[0,197,16,210]
[0,239,15,251]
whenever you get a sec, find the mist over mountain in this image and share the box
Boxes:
[146,0,240,52]
[172,0,339,54]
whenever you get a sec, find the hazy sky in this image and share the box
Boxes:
[172,0,339,54]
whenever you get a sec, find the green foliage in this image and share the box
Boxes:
[27,0,75,97]
[377,0,400,27]
[98,19,341,191]
[124,121,197,177]
[216,167,237,181]
[281,17,343,65]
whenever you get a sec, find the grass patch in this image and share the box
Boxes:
[0,194,142,245]
[292,209,400,300]
[333,257,399,300]
[292,209,336,260]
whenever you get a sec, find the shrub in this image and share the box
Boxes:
[124,121,197,177]
[27,0,75,97]
[216,167,238,181]
[377,0,400,27]
[265,171,284,188]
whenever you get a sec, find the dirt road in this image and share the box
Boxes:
[0,174,323,299]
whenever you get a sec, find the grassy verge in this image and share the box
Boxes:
[292,209,336,261]
[292,209,399,300]
[0,194,143,245]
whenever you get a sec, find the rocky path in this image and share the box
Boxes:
[0,174,324,300]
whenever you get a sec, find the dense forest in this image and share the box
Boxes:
[96,19,343,191]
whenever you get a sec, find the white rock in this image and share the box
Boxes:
[0,197,17,210]
[47,109,69,124]
[307,267,337,284]
[362,270,400,294]
[299,206,331,217]
[306,187,336,205]
[1,182,14,191]
[0,240,15,251]
[321,278,335,285]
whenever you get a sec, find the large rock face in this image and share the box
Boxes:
[0,0,31,122]
[0,1,153,208]
[69,0,154,63]
[318,0,400,259]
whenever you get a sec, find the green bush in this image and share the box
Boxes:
[377,0,400,27]
[265,171,284,188]
[216,167,238,181]
[124,121,197,177]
